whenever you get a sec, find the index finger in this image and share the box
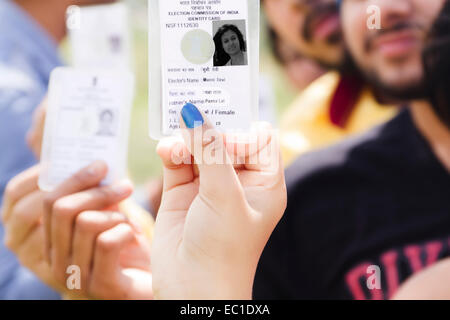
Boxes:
[245,128,280,173]
[157,137,194,192]
[43,160,108,263]
[224,122,273,162]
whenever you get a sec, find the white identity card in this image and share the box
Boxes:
[149,0,260,138]
[39,67,134,191]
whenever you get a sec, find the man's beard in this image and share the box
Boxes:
[356,20,431,102]
[361,69,427,102]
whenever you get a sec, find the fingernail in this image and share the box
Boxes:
[111,180,133,197]
[181,103,204,129]
[87,160,105,176]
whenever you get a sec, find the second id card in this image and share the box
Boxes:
[39,67,134,192]
[67,2,131,69]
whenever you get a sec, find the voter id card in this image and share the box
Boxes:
[67,2,132,69]
[148,0,260,139]
[39,67,134,192]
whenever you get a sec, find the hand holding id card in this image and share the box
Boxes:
[39,68,134,191]
[149,0,260,139]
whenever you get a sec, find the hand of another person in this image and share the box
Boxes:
[42,161,153,299]
[152,104,287,300]
[1,162,151,299]
[1,165,64,293]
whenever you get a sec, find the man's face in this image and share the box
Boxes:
[264,0,345,69]
[341,0,445,99]
[276,39,326,90]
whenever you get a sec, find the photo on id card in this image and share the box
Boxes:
[148,0,260,139]
[39,67,134,192]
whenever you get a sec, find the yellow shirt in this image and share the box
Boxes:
[280,72,398,166]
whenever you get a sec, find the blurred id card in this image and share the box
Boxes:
[39,68,134,192]
[67,3,131,69]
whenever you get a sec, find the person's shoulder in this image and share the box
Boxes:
[285,109,411,190]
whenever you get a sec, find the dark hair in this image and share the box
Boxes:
[268,27,283,63]
[213,24,247,66]
[423,0,450,127]
[268,27,291,65]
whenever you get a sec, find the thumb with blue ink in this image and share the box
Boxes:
[180,103,242,203]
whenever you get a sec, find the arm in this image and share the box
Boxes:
[393,258,450,300]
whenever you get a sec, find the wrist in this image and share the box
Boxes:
[201,258,257,300]
[153,262,255,300]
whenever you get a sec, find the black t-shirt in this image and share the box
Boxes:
[253,109,450,300]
